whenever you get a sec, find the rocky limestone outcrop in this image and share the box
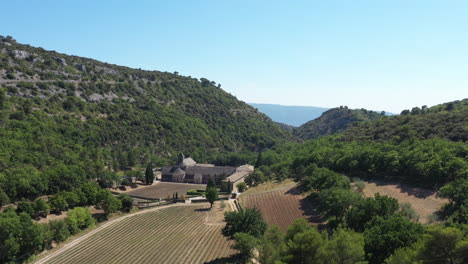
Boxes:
[12,50,31,59]
[75,64,86,72]
[52,56,67,66]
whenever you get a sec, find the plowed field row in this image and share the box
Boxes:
[240,183,322,230]
[35,204,235,264]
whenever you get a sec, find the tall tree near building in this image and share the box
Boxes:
[145,163,154,185]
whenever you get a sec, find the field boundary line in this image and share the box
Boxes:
[33,203,188,264]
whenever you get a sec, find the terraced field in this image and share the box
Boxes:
[126,182,206,200]
[240,180,322,230]
[34,204,235,264]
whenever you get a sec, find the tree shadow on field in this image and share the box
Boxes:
[372,180,436,199]
[195,208,211,212]
[204,254,242,264]
[299,193,325,227]
[285,186,302,195]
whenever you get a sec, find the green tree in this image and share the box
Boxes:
[34,198,51,217]
[79,182,101,205]
[207,178,216,189]
[318,188,361,223]
[48,220,70,243]
[420,226,468,264]
[223,208,267,238]
[283,218,327,264]
[327,228,367,264]
[65,207,95,234]
[364,215,423,264]
[346,194,399,232]
[16,201,35,218]
[438,178,468,224]
[0,189,10,206]
[117,193,134,212]
[232,232,257,263]
[98,190,122,216]
[237,182,247,192]
[206,187,218,209]
[258,225,287,264]
[145,163,154,185]
[49,194,69,213]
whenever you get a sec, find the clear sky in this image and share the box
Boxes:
[2,0,467,113]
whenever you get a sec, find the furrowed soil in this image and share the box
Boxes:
[239,180,323,230]
[125,182,206,199]
[34,203,235,264]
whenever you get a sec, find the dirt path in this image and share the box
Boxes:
[33,203,186,264]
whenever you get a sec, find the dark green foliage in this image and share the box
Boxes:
[237,182,247,193]
[34,198,50,218]
[16,201,35,218]
[79,182,101,205]
[346,193,400,232]
[419,226,468,264]
[97,190,122,216]
[294,106,384,140]
[318,188,361,223]
[245,171,265,187]
[301,166,350,192]
[207,178,216,189]
[258,225,287,264]
[0,189,10,206]
[283,218,327,264]
[49,194,69,213]
[223,208,267,238]
[364,215,423,264]
[263,137,467,189]
[0,211,48,263]
[232,232,257,263]
[344,99,468,142]
[385,226,468,264]
[145,163,154,185]
[117,193,134,212]
[206,187,218,208]
[438,178,468,224]
[48,220,70,243]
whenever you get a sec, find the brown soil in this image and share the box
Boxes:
[126,182,206,200]
[240,181,323,230]
[362,180,448,223]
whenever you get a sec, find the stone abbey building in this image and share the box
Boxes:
[161,154,253,190]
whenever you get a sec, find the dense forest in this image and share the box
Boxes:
[344,99,468,142]
[0,35,294,202]
[294,107,385,140]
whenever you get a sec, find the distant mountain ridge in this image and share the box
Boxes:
[248,103,329,127]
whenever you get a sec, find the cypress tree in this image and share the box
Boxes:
[145,163,154,185]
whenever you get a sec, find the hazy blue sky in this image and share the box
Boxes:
[2,0,467,113]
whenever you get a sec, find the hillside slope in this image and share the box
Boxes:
[343,99,468,142]
[293,106,384,140]
[0,36,294,201]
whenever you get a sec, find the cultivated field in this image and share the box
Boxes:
[362,180,448,223]
[34,203,235,264]
[239,180,322,230]
[126,182,206,199]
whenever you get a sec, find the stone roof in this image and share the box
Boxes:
[224,171,250,183]
[181,157,196,166]
[185,166,236,176]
